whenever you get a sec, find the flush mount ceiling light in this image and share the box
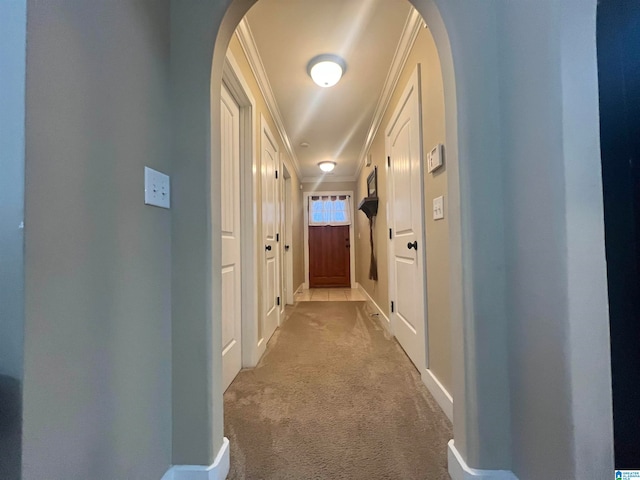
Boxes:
[318,161,336,172]
[307,54,346,88]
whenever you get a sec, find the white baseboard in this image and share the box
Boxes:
[448,440,518,480]
[422,368,453,422]
[162,437,230,480]
[356,283,390,330]
[294,283,304,295]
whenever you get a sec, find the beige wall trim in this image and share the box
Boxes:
[303,190,356,289]
[355,8,423,181]
[447,441,517,480]
[356,283,391,331]
[301,174,358,183]
[235,19,301,180]
[281,155,297,187]
[162,438,230,480]
[422,369,453,422]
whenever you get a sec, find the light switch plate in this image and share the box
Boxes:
[427,144,444,173]
[144,167,170,209]
[433,195,444,220]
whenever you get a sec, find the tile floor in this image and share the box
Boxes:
[294,287,366,302]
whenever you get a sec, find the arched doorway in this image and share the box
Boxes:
[169,1,613,478]
[169,0,474,471]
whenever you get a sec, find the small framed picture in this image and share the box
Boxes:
[367,166,378,198]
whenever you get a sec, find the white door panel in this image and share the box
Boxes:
[391,120,414,234]
[387,66,427,371]
[221,266,237,354]
[221,85,242,391]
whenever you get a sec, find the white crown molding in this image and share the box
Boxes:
[301,175,357,184]
[354,8,423,181]
[235,19,302,181]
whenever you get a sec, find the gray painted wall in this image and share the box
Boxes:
[170,0,227,464]
[22,1,172,478]
[1,2,26,478]
[433,0,512,468]
[500,3,573,476]
[499,1,613,478]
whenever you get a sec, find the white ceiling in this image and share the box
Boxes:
[244,0,414,181]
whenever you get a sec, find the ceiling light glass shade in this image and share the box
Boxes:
[307,54,346,88]
[318,161,336,172]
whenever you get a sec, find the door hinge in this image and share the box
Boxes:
[387,156,391,167]
[276,233,280,242]
[389,228,393,240]
[391,301,394,313]
[275,170,278,179]
[277,296,281,306]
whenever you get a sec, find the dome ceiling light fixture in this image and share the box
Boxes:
[307,54,346,88]
[318,161,336,173]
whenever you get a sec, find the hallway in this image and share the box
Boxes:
[223,300,452,479]
[3,1,617,479]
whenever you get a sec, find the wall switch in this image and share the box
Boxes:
[427,144,444,173]
[144,167,170,209]
[433,196,444,220]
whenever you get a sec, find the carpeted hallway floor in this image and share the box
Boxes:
[224,301,452,479]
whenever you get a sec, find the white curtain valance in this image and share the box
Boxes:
[308,195,351,226]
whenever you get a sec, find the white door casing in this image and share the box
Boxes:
[303,191,356,289]
[386,65,428,372]
[284,175,294,305]
[276,163,286,316]
[221,52,264,368]
[220,85,242,390]
[261,115,280,342]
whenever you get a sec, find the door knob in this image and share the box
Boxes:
[407,241,418,250]
[265,245,272,251]
[285,245,290,251]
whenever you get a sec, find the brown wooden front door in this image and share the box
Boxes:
[308,225,350,287]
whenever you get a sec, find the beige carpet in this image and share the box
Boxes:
[224,301,452,479]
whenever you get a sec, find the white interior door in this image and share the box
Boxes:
[387,66,427,371]
[220,85,242,391]
[261,117,279,342]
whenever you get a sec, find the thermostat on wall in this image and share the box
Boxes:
[427,144,444,173]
